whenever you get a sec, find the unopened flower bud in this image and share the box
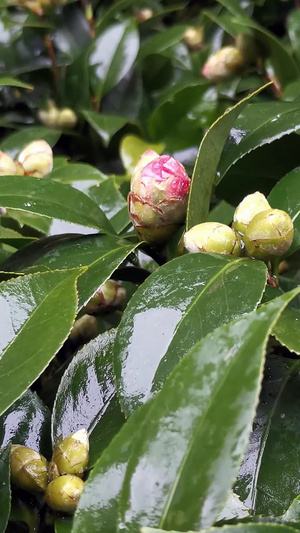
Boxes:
[236,33,258,64]
[69,315,98,344]
[50,429,89,478]
[0,207,7,216]
[10,445,48,493]
[201,46,245,82]
[0,151,17,176]
[38,107,60,128]
[243,209,294,261]
[83,280,126,315]
[18,140,53,177]
[57,108,77,129]
[136,8,153,22]
[184,222,241,256]
[128,151,190,243]
[45,475,84,513]
[233,192,271,235]
[183,27,204,51]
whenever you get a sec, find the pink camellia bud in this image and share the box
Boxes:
[201,46,244,82]
[128,151,190,243]
[82,280,126,315]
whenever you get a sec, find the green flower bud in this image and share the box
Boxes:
[57,108,77,129]
[83,280,126,315]
[183,27,204,51]
[184,222,241,256]
[233,192,271,235]
[51,429,89,477]
[45,475,84,513]
[243,208,294,261]
[38,107,60,129]
[136,8,153,22]
[18,140,53,177]
[201,46,245,82]
[69,315,98,344]
[10,445,48,493]
[0,151,17,176]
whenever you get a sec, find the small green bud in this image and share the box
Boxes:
[201,46,245,82]
[10,445,48,493]
[83,280,126,315]
[243,208,294,261]
[51,429,89,477]
[45,475,84,513]
[233,192,271,235]
[183,27,204,51]
[69,315,98,344]
[184,222,241,256]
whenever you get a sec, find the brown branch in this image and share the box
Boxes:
[81,0,95,39]
[44,33,60,84]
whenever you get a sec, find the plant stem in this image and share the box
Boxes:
[44,33,60,84]
[81,0,95,38]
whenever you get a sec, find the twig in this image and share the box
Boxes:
[44,33,60,84]
[81,0,95,39]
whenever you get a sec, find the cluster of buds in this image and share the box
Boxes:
[128,150,191,244]
[183,26,204,52]
[9,429,89,513]
[0,140,53,178]
[82,280,126,315]
[201,45,245,82]
[184,191,294,283]
[38,101,77,130]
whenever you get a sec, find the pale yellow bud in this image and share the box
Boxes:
[201,46,245,82]
[136,8,153,22]
[183,27,204,51]
[38,107,60,128]
[184,222,241,256]
[0,151,17,176]
[45,475,84,513]
[233,192,271,235]
[57,108,78,129]
[18,140,53,177]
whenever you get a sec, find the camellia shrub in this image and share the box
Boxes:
[2,0,300,532]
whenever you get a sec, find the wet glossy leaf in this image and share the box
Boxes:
[6,209,52,235]
[268,168,300,256]
[52,330,125,467]
[0,76,33,89]
[138,25,188,60]
[0,445,10,533]
[0,176,113,233]
[0,127,60,159]
[235,354,300,517]
[89,19,139,101]
[3,234,139,309]
[142,525,299,533]
[47,163,107,183]
[218,103,300,184]
[120,135,164,174]
[88,178,130,233]
[55,519,73,533]
[0,390,51,458]
[287,9,300,66]
[186,83,269,230]
[72,401,152,533]
[0,268,83,416]
[82,110,128,147]
[272,307,300,355]
[118,291,299,532]
[283,495,300,521]
[115,253,267,417]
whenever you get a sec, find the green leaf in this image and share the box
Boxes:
[268,168,300,256]
[120,135,164,175]
[88,178,130,234]
[2,234,139,309]
[0,76,33,90]
[218,102,300,184]
[72,401,152,533]
[283,495,300,521]
[208,200,235,225]
[287,9,300,66]
[0,445,10,533]
[82,111,128,147]
[0,127,60,159]
[186,83,270,230]
[0,268,83,416]
[0,177,113,233]
[46,163,107,183]
[141,525,300,533]
[0,390,51,458]
[6,209,52,235]
[118,290,300,532]
[52,330,125,468]
[115,253,267,417]
[272,307,300,355]
[55,519,73,533]
[89,19,139,102]
[138,25,188,60]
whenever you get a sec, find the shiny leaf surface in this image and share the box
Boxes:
[138,26,188,59]
[120,135,164,174]
[273,307,300,355]
[3,234,139,309]
[142,525,299,533]
[268,168,300,256]
[89,19,139,101]
[118,291,299,532]
[82,110,128,147]
[0,76,33,89]
[0,268,83,415]
[88,178,130,233]
[47,164,107,183]
[0,390,51,458]
[0,176,113,233]
[0,127,60,159]
[115,253,267,417]
[0,445,10,533]
[52,330,125,467]
[186,84,269,229]
[72,402,152,533]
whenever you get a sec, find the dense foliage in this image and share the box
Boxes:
[2,0,300,532]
